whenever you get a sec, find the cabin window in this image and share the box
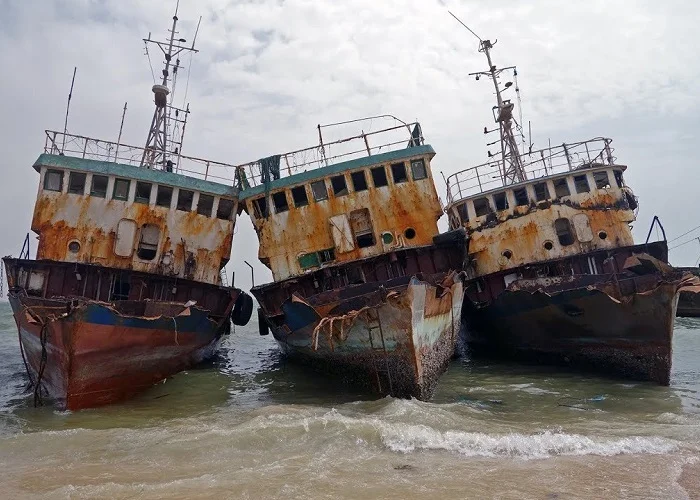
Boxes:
[456,203,469,223]
[91,175,108,198]
[113,178,131,201]
[594,171,611,189]
[391,162,408,184]
[177,189,194,211]
[473,197,492,217]
[197,194,214,216]
[351,171,368,192]
[44,169,63,192]
[137,224,160,260]
[494,192,509,211]
[513,188,529,206]
[573,175,590,194]
[319,248,335,263]
[311,180,328,201]
[291,186,309,207]
[331,175,348,196]
[217,198,235,220]
[272,191,289,213]
[111,275,131,301]
[135,182,152,204]
[534,182,549,201]
[614,170,625,187]
[349,208,375,248]
[298,252,320,270]
[553,178,570,198]
[371,166,389,187]
[554,217,575,246]
[411,159,427,180]
[252,197,267,218]
[68,172,86,194]
[156,185,173,207]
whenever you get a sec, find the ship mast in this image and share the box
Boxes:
[470,39,526,184]
[140,1,199,170]
[449,11,526,184]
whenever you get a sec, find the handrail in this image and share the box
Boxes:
[44,120,422,191]
[44,130,240,185]
[445,137,616,205]
[233,122,423,189]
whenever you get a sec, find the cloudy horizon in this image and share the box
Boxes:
[1,0,698,296]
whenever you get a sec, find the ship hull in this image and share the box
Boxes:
[8,294,229,410]
[267,274,463,400]
[463,280,678,384]
[2,258,245,410]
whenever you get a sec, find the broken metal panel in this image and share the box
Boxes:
[329,214,355,253]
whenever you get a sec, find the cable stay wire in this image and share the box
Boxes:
[670,236,700,251]
[668,224,700,243]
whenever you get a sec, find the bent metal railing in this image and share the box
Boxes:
[45,118,423,190]
[446,137,616,205]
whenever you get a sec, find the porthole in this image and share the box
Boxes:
[502,249,513,260]
[382,232,394,245]
[404,227,416,240]
[598,231,608,240]
[543,240,554,251]
[68,240,81,254]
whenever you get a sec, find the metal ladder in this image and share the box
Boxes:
[366,307,393,395]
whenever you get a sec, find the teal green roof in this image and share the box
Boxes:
[238,144,435,200]
[34,153,237,198]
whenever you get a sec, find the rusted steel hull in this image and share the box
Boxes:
[2,257,245,410]
[262,273,463,400]
[463,280,678,384]
[7,293,230,410]
[461,243,685,385]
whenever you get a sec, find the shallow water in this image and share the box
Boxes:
[0,301,698,499]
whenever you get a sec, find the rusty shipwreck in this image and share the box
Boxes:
[2,12,253,410]
[239,118,465,400]
[444,38,688,385]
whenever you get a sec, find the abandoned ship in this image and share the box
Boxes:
[238,118,465,400]
[444,38,689,385]
[2,11,252,410]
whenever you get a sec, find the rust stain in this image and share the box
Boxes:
[246,153,442,281]
[31,185,234,285]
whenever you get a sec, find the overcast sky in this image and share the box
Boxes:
[1,0,699,296]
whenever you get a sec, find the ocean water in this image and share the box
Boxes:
[0,300,698,499]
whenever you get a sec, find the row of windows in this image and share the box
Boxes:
[251,159,428,218]
[455,169,624,221]
[43,169,235,220]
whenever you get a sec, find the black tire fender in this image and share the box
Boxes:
[257,307,270,336]
[231,292,254,326]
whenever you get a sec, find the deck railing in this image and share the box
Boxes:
[44,130,240,185]
[233,121,423,189]
[445,137,616,204]
[45,119,422,190]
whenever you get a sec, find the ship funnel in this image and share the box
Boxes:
[152,84,170,108]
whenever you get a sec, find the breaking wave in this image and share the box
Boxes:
[379,425,677,459]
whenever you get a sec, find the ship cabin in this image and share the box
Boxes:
[15,131,241,306]
[238,122,444,284]
[445,138,638,279]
